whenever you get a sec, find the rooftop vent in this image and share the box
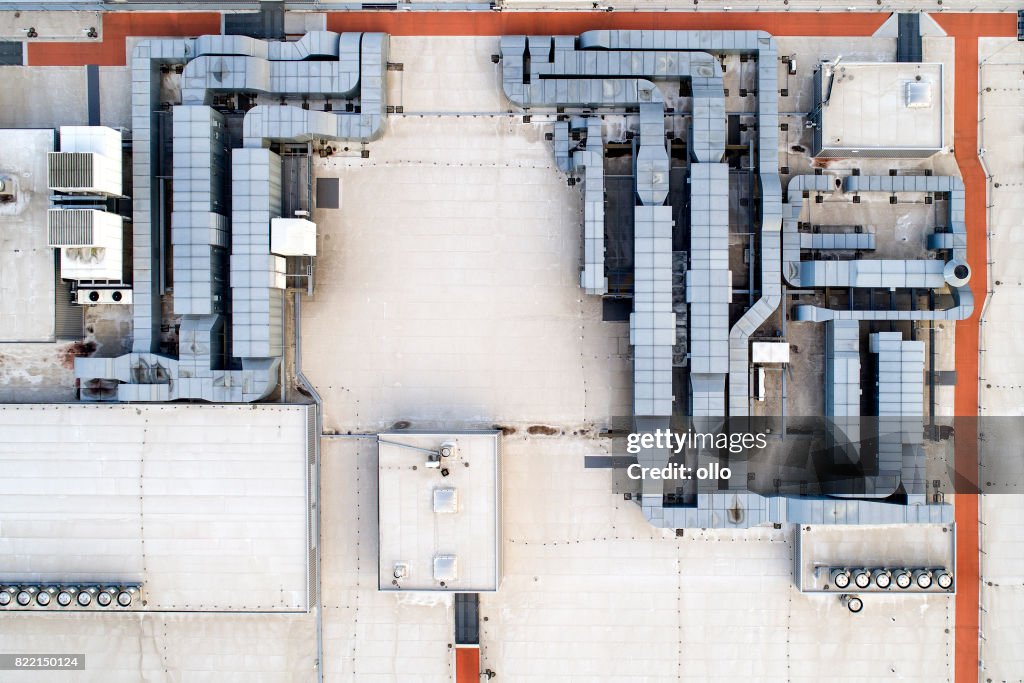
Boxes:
[433,487,459,514]
[433,555,458,583]
[905,81,932,109]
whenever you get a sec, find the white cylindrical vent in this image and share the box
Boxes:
[116,591,133,607]
[16,590,32,606]
[914,569,933,589]
[77,591,93,607]
[57,591,73,607]
[894,570,913,589]
[839,594,863,613]
[0,591,11,606]
[831,569,851,589]
[935,570,954,590]
[97,591,112,607]
[853,570,871,589]
[872,569,892,589]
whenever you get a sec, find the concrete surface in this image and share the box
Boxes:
[0,10,101,42]
[977,37,1024,683]
[321,437,454,682]
[0,68,88,127]
[320,429,956,682]
[377,431,501,592]
[979,38,1024,417]
[817,62,944,152]
[0,612,316,683]
[0,129,55,342]
[0,404,312,611]
[301,39,630,433]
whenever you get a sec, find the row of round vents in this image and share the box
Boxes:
[0,585,140,609]
[830,568,953,591]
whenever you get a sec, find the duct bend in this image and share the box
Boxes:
[242,103,385,146]
[181,32,369,106]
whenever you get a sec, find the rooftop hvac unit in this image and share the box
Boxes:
[270,217,317,256]
[0,584,139,610]
[839,594,864,613]
[56,589,74,607]
[48,208,123,247]
[35,587,56,607]
[47,152,122,196]
[116,589,135,607]
[49,126,123,196]
[830,569,851,589]
[15,588,34,606]
[852,570,872,590]
[393,562,410,580]
[439,441,459,460]
[893,569,913,589]
[76,288,133,305]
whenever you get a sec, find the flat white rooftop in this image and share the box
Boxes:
[817,62,943,154]
[377,431,501,592]
[0,403,312,611]
[0,129,57,342]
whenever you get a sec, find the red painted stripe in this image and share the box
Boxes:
[456,646,480,683]
[928,12,1015,683]
[327,11,889,36]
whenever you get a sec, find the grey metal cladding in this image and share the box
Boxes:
[824,320,861,420]
[129,38,196,355]
[75,31,392,403]
[171,105,230,318]
[194,34,270,59]
[182,32,386,144]
[553,120,571,173]
[573,119,607,295]
[631,205,676,419]
[240,33,389,145]
[789,174,972,322]
[181,54,358,105]
[636,102,670,206]
[870,332,925,418]
[800,232,876,251]
[230,148,285,360]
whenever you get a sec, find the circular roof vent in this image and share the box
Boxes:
[944,259,971,287]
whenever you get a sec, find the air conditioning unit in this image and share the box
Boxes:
[76,288,133,305]
[830,568,851,589]
[0,583,140,609]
